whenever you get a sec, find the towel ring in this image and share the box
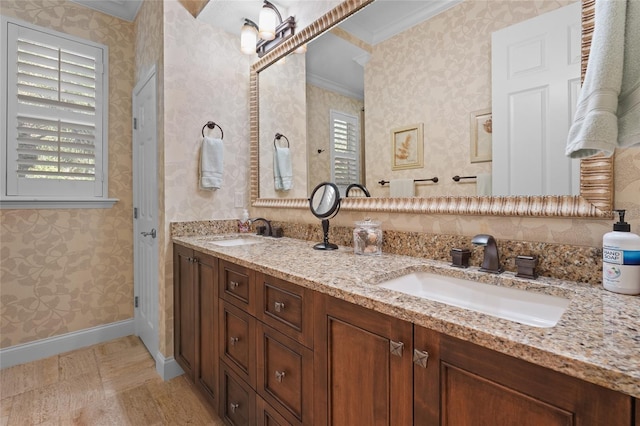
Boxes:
[274,133,290,148]
[202,121,224,139]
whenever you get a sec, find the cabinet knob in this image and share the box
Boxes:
[229,402,239,414]
[390,340,404,357]
[275,370,286,382]
[230,336,239,346]
[413,349,430,368]
[229,281,239,289]
[274,301,285,312]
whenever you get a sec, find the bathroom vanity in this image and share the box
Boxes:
[173,234,639,425]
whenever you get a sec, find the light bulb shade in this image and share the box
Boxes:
[259,5,278,40]
[240,22,258,54]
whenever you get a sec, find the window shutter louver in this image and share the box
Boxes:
[330,111,360,191]
[4,21,106,198]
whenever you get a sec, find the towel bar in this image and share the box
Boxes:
[378,177,438,186]
[452,175,476,182]
[202,121,224,139]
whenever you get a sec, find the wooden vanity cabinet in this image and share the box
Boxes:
[173,244,219,407]
[313,293,414,426]
[438,334,633,426]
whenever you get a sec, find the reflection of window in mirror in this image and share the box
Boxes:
[329,109,361,196]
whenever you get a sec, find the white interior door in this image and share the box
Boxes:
[133,66,158,360]
[492,2,581,196]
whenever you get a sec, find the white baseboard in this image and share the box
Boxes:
[155,351,184,381]
[0,319,134,369]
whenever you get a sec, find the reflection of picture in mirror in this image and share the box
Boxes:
[392,124,424,170]
[470,109,492,163]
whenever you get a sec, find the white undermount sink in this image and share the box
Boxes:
[377,272,570,328]
[208,237,264,247]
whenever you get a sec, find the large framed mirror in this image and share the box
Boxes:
[250,0,613,217]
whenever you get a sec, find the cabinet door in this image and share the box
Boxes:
[219,259,255,315]
[256,322,313,425]
[220,361,256,426]
[219,299,256,387]
[195,251,218,406]
[256,395,294,426]
[173,244,195,380]
[256,273,313,348]
[413,325,440,425]
[440,335,633,425]
[314,294,413,426]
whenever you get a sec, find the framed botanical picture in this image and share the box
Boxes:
[391,123,424,170]
[470,109,492,163]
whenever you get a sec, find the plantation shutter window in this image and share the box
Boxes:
[2,18,108,200]
[330,110,360,195]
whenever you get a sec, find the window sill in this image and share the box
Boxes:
[0,198,119,209]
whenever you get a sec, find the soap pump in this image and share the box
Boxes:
[238,209,250,233]
[602,209,640,295]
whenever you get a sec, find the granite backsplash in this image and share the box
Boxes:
[171,220,602,286]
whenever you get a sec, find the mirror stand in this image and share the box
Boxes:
[314,218,338,250]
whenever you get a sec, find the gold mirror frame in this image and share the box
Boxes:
[250,0,613,217]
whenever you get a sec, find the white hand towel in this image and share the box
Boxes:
[200,136,223,190]
[476,173,492,196]
[566,0,640,158]
[389,179,415,197]
[273,146,293,191]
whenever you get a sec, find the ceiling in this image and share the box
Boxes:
[70,0,142,21]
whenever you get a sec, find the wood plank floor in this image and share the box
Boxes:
[0,336,225,425]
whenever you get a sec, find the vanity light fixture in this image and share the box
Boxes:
[241,0,296,57]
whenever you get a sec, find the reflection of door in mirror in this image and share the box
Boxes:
[259,54,308,199]
[492,2,581,196]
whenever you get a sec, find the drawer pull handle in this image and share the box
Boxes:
[274,301,285,312]
[413,349,429,368]
[229,281,239,289]
[230,336,239,346]
[390,340,404,357]
[275,370,286,382]
[230,402,239,414]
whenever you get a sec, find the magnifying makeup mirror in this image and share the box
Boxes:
[309,182,341,250]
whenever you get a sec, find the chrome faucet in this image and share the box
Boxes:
[471,234,503,274]
[249,217,272,237]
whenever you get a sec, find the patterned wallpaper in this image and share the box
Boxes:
[259,53,308,199]
[306,84,364,192]
[0,1,135,348]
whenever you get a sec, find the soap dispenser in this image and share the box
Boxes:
[602,209,640,295]
[238,209,250,233]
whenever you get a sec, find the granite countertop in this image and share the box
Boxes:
[173,233,640,399]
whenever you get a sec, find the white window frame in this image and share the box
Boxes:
[0,16,116,209]
[329,109,361,196]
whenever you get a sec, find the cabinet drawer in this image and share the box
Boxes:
[219,260,255,315]
[256,273,313,348]
[219,300,256,387]
[220,362,256,426]
[256,323,313,425]
[257,395,297,426]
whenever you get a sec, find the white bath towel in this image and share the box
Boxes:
[389,179,415,197]
[566,0,640,158]
[273,146,293,191]
[476,173,492,196]
[200,136,223,190]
